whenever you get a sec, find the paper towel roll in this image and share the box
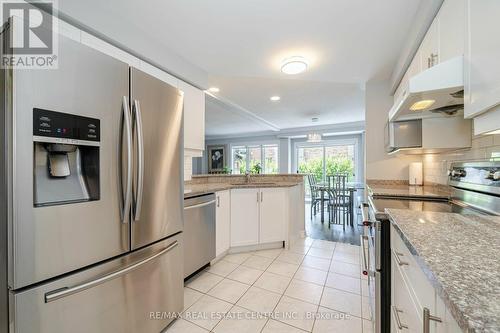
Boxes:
[409,162,423,185]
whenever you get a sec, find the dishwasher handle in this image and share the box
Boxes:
[184,199,216,210]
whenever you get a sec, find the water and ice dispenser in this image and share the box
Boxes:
[33,108,100,207]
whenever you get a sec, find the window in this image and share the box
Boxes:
[296,141,356,182]
[231,144,279,174]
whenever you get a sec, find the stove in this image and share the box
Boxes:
[362,161,500,333]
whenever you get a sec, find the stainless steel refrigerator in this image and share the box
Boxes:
[0,17,184,333]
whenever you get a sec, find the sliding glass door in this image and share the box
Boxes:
[296,141,356,182]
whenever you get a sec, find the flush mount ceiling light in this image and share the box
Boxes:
[307,132,322,143]
[410,99,435,111]
[281,56,308,75]
[208,87,220,93]
[270,96,281,101]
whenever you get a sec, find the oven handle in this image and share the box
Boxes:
[360,235,373,276]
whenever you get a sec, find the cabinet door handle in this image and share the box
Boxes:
[260,192,263,202]
[392,249,409,266]
[257,192,259,202]
[423,307,442,333]
[217,196,220,207]
[427,57,431,68]
[392,306,408,330]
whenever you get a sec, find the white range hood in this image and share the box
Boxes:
[389,56,464,121]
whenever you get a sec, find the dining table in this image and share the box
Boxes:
[314,181,365,224]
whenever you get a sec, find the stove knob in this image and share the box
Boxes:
[493,171,500,181]
[451,169,466,178]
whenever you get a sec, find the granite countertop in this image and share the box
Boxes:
[386,208,500,333]
[368,184,451,199]
[184,181,302,198]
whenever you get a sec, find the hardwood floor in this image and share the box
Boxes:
[305,203,363,245]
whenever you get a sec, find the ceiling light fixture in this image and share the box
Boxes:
[270,96,281,101]
[281,56,308,75]
[410,99,435,111]
[208,87,220,93]
[307,132,322,143]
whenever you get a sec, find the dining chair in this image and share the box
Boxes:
[327,173,351,230]
[307,174,321,220]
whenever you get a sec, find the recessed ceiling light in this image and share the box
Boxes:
[270,96,281,101]
[410,99,435,111]
[281,56,308,75]
[208,87,220,93]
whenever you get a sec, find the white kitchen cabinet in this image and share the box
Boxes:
[179,81,205,153]
[215,190,231,257]
[438,0,465,63]
[420,18,440,70]
[259,188,287,243]
[464,0,500,119]
[391,224,461,333]
[230,188,260,247]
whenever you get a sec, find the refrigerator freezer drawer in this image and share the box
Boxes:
[10,234,183,333]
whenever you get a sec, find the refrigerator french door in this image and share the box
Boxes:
[1,16,184,333]
[129,68,184,250]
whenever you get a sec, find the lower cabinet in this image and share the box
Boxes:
[230,188,260,247]
[229,187,287,247]
[391,224,461,333]
[215,190,231,257]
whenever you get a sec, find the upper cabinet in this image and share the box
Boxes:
[464,0,500,123]
[439,0,466,63]
[179,82,206,153]
[419,18,439,70]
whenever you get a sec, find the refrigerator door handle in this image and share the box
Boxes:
[44,240,179,303]
[121,96,133,223]
[132,99,144,221]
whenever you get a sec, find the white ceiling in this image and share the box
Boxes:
[58,0,425,136]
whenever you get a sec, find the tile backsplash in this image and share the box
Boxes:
[423,134,500,185]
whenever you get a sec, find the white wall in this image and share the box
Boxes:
[365,80,422,181]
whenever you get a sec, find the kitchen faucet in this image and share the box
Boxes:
[245,171,251,183]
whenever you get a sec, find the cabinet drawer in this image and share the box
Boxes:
[391,224,435,313]
[391,255,422,333]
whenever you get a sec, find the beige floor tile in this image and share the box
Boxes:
[285,279,324,305]
[320,287,362,317]
[325,273,361,295]
[307,247,334,259]
[267,261,300,277]
[183,287,204,312]
[332,251,360,265]
[212,306,268,333]
[294,237,315,247]
[311,240,336,251]
[289,244,311,255]
[205,260,239,277]
[253,248,283,259]
[363,319,374,333]
[313,307,362,333]
[301,255,331,271]
[335,244,360,255]
[227,265,264,285]
[262,319,308,333]
[186,272,223,293]
[183,295,232,331]
[223,252,252,265]
[274,296,318,332]
[207,278,250,303]
[277,251,305,265]
[254,271,292,294]
[329,260,362,278]
[242,255,274,270]
[361,296,372,320]
[165,318,209,333]
[293,266,328,286]
[236,286,282,313]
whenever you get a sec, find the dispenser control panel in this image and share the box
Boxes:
[33,108,100,142]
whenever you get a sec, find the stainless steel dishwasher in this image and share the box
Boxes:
[183,193,216,278]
